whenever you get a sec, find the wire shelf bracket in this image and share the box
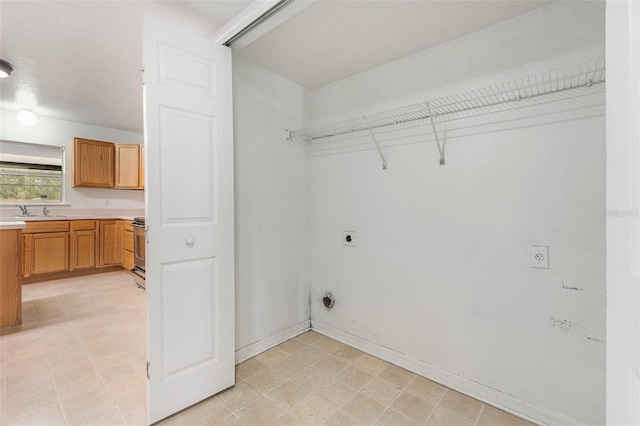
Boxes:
[286,58,606,168]
[363,116,388,170]
[426,102,445,166]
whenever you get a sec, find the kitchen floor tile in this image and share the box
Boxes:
[390,390,437,424]
[313,354,349,377]
[233,396,285,425]
[1,271,144,426]
[361,376,404,406]
[267,380,311,410]
[438,389,484,422]
[340,392,387,424]
[245,368,288,393]
[336,365,374,390]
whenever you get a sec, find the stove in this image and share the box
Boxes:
[131,217,146,289]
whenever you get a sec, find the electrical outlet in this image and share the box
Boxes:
[104,200,110,207]
[343,231,356,247]
[531,245,549,269]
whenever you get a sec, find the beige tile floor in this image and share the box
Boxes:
[1,272,534,426]
[1,271,147,426]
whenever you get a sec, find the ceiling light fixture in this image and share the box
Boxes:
[0,59,14,78]
[17,109,37,126]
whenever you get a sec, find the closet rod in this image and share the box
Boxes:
[287,58,605,141]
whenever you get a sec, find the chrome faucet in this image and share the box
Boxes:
[15,204,29,216]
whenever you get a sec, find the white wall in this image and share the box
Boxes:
[0,109,144,212]
[307,2,605,425]
[232,56,310,358]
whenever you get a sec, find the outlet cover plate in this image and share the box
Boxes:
[343,231,356,247]
[531,245,549,269]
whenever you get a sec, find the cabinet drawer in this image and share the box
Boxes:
[70,220,96,231]
[23,221,69,234]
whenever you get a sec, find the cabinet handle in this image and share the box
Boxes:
[186,237,195,248]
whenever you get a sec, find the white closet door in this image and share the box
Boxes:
[606,0,640,424]
[143,14,235,424]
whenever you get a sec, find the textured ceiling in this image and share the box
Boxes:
[0,1,252,133]
[0,0,553,134]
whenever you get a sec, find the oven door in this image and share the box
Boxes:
[132,224,146,288]
[133,224,146,269]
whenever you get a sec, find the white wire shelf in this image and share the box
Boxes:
[288,58,606,142]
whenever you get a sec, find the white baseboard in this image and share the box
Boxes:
[235,320,310,363]
[311,320,586,426]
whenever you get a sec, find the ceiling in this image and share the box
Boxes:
[0,0,553,134]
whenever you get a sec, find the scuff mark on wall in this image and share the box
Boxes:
[550,317,604,343]
[551,317,579,333]
[560,282,585,291]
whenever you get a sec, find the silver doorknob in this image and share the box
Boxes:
[186,237,195,248]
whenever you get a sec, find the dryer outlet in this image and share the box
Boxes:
[343,231,356,247]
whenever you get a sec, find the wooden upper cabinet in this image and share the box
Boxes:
[73,138,143,190]
[73,138,115,188]
[115,144,143,189]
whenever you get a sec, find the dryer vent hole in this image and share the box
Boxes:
[323,293,335,309]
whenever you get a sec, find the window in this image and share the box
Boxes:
[0,140,65,204]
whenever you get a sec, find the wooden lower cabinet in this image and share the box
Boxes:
[98,220,123,267]
[24,232,70,277]
[1,229,22,328]
[70,220,97,271]
[19,219,134,280]
[22,221,70,278]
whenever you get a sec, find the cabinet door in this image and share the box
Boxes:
[70,230,96,271]
[73,138,115,188]
[123,249,134,271]
[27,232,70,276]
[115,144,142,189]
[1,229,22,327]
[98,220,123,267]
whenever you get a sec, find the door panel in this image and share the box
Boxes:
[144,14,234,424]
[161,258,217,380]
[158,43,217,97]
[160,107,215,222]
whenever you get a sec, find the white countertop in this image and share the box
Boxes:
[0,221,27,230]
[0,215,139,223]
